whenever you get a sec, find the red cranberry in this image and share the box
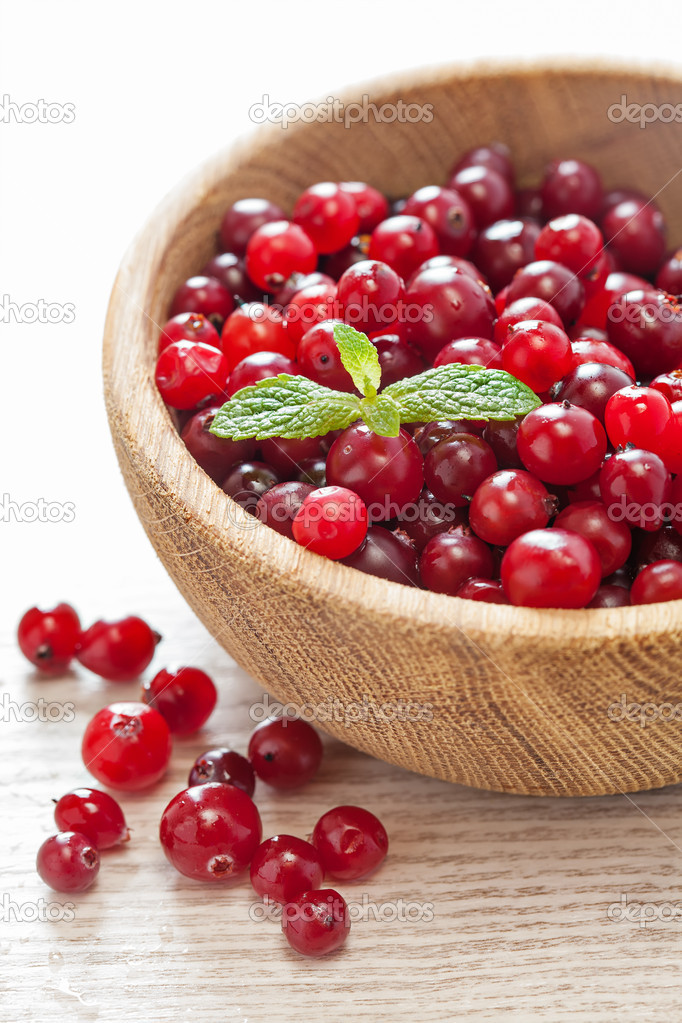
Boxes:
[599,447,672,532]
[405,265,496,362]
[256,481,315,540]
[368,215,439,281]
[17,603,81,674]
[451,142,514,183]
[336,259,406,334]
[201,252,262,304]
[587,584,632,608]
[170,275,234,329]
[338,181,389,233]
[181,407,257,483]
[297,319,355,391]
[602,199,666,277]
[434,337,502,370]
[312,805,388,880]
[220,302,295,370]
[188,748,256,796]
[246,221,317,292]
[227,351,297,396]
[371,332,424,387]
[37,832,99,893]
[631,561,682,604]
[473,219,542,294]
[76,616,160,682]
[293,182,359,254]
[340,524,420,586]
[420,527,494,596]
[656,248,682,295]
[501,528,601,608]
[469,469,557,546]
[424,433,497,506]
[158,312,221,353]
[141,666,217,735]
[501,319,573,392]
[604,385,673,452]
[552,363,634,424]
[554,500,632,576]
[155,340,229,410]
[219,197,286,255]
[517,403,607,486]
[82,702,172,791]
[570,337,635,378]
[506,260,584,327]
[606,289,682,378]
[535,214,603,277]
[541,158,603,220]
[403,185,475,256]
[53,788,129,849]
[250,835,324,903]
[397,488,467,552]
[494,295,563,346]
[456,578,509,603]
[282,889,350,957]
[292,485,368,560]
[222,461,281,515]
[284,281,338,345]
[448,166,515,228]
[247,717,323,789]
[326,424,424,520]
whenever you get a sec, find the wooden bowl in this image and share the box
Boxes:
[103,62,682,797]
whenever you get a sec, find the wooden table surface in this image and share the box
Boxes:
[4,556,682,1022]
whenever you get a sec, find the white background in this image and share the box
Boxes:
[2,0,682,623]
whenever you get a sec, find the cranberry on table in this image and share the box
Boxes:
[336,259,406,334]
[554,500,632,577]
[36,832,100,893]
[606,289,682,378]
[368,214,439,281]
[419,527,494,596]
[506,259,585,327]
[552,363,634,424]
[17,602,81,674]
[155,340,229,410]
[455,578,509,603]
[326,424,424,520]
[448,166,515,228]
[601,199,667,277]
[541,158,603,220]
[256,481,315,540]
[631,561,682,605]
[82,702,171,791]
[405,265,496,362]
[220,302,295,370]
[570,337,635,379]
[424,433,497,506]
[501,319,573,392]
[158,312,221,353]
[501,528,601,608]
[188,748,256,797]
[312,805,388,881]
[434,336,502,370]
[227,351,297,397]
[219,197,286,255]
[246,221,317,293]
[160,783,262,882]
[293,182,359,254]
[473,219,541,294]
[469,469,557,547]
[76,616,160,682]
[250,835,324,904]
[292,485,368,560]
[247,716,323,789]
[181,407,257,484]
[517,403,607,486]
[604,385,673,452]
[297,319,355,391]
[53,788,129,850]
[201,252,262,304]
[403,185,475,256]
[371,332,424,388]
[599,447,672,532]
[340,524,420,587]
[260,436,323,478]
[339,181,389,233]
[282,889,350,958]
[170,275,235,329]
[222,461,281,515]
[141,666,217,735]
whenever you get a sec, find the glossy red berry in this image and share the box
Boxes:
[223,460,281,514]
[188,748,256,797]
[541,158,603,220]
[552,363,634,424]
[293,182,359,254]
[554,500,632,576]
[434,336,502,370]
[219,197,286,254]
[201,251,262,304]
[326,424,424,520]
[158,312,221,353]
[141,666,217,735]
[259,436,324,478]
[246,221,317,292]
[292,485,368,560]
[371,332,424,387]
[631,561,682,604]
[340,524,420,587]
[650,369,682,404]
[284,280,337,345]
[250,835,324,903]
[282,889,350,958]
[403,185,476,255]
[419,527,494,596]
[473,219,541,293]
[656,248,682,295]
[53,788,129,849]
[339,181,389,233]
[451,142,514,184]
[160,783,262,882]
[256,481,315,540]
[570,337,635,379]
[606,289,682,378]
[76,616,160,682]
[424,433,497,506]
[170,275,234,328]
[82,701,172,791]
[494,295,564,346]
[587,584,632,608]
[226,351,297,397]
[155,340,229,410]
[506,260,584,328]
[36,832,100,893]
[599,447,672,532]
[448,166,515,228]
[17,603,81,674]
[405,265,496,362]
[368,215,439,281]
[220,302,295,370]
[501,319,573,392]
[336,259,406,334]
[311,805,388,880]
[455,578,509,603]
[602,199,666,277]
[297,319,355,391]
[180,407,257,484]
[517,403,607,485]
[247,717,323,790]
[604,385,673,452]
[469,469,557,546]
[501,528,601,608]
[535,214,604,277]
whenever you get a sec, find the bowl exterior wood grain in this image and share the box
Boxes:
[103,63,682,796]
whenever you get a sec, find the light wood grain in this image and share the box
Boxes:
[102,62,682,797]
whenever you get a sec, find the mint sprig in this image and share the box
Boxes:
[210,324,540,441]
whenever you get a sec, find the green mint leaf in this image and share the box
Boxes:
[359,394,401,437]
[383,365,541,422]
[210,374,361,440]
[333,322,381,398]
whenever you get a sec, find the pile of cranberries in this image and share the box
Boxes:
[153,145,682,610]
[23,605,386,957]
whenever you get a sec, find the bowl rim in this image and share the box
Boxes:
[103,58,682,645]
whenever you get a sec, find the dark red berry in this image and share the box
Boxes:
[37,832,99,893]
[501,528,601,608]
[250,835,324,903]
[340,524,420,586]
[247,717,323,790]
[282,889,350,957]
[181,407,257,484]
[219,198,286,255]
[419,527,494,596]
[188,748,256,796]
[631,561,682,604]
[469,469,557,546]
[312,805,388,880]
[227,351,297,397]
[326,424,424,520]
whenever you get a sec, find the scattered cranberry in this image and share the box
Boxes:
[425,433,497,506]
[599,447,672,532]
[188,748,256,797]
[602,199,666,277]
[37,832,100,893]
[251,835,324,903]
[141,666,217,735]
[76,616,160,682]
[53,788,129,849]
[312,805,388,880]
[282,889,350,957]
[82,701,172,791]
[535,214,603,277]
[506,260,584,328]
[541,158,603,220]
[604,385,673,452]
[405,265,496,362]
[247,717,323,790]
[160,783,262,882]
[473,219,541,293]
[494,295,563,346]
[17,603,81,674]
